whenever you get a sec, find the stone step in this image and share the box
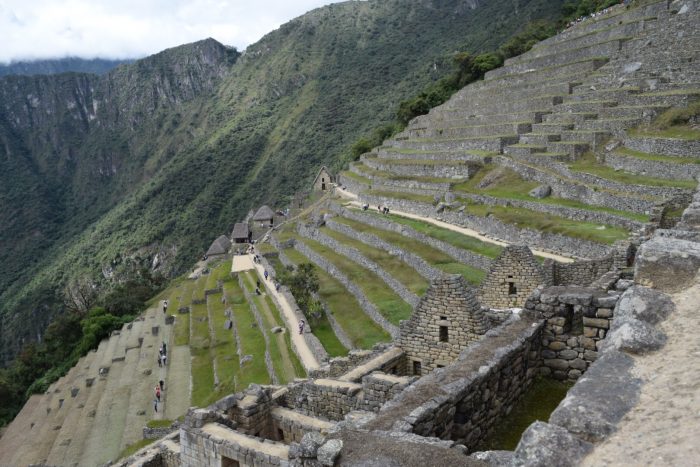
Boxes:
[569,86,641,101]
[557,99,618,113]
[498,38,627,77]
[577,117,642,133]
[436,95,564,118]
[519,133,562,145]
[430,110,550,127]
[596,104,668,119]
[543,112,598,124]
[448,81,578,107]
[621,90,700,107]
[531,122,574,132]
[561,130,612,147]
[409,122,533,139]
[547,141,590,158]
[484,58,609,87]
[388,135,520,153]
[529,152,573,163]
[503,144,547,157]
[374,148,495,163]
[362,157,480,179]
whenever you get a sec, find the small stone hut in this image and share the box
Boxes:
[312,166,334,192]
[206,235,231,257]
[399,274,490,375]
[231,222,251,244]
[253,205,275,227]
[479,245,549,309]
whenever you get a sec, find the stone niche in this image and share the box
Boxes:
[479,245,549,309]
[399,274,490,375]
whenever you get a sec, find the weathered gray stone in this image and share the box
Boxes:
[317,439,343,466]
[529,185,552,199]
[614,286,675,325]
[635,236,700,292]
[549,350,641,442]
[470,450,514,466]
[604,318,667,354]
[512,421,592,467]
[300,432,326,457]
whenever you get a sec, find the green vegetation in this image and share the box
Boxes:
[282,244,390,350]
[333,217,486,284]
[570,153,697,189]
[146,419,174,429]
[302,236,412,325]
[476,377,572,451]
[352,208,503,259]
[647,100,700,130]
[266,251,350,355]
[321,227,429,296]
[614,147,700,165]
[366,190,436,204]
[277,263,323,321]
[118,438,156,460]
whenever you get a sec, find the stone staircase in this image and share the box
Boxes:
[340,0,699,256]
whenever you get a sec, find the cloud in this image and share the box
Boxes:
[0,0,340,63]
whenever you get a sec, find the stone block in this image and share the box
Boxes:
[569,358,587,371]
[614,285,674,325]
[544,359,569,371]
[582,317,609,329]
[603,318,666,355]
[548,341,566,351]
[559,350,578,360]
[635,236,700,293]
[512,421,593,467]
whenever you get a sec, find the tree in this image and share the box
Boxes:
[62,277,98,316]
[279,263,323,320]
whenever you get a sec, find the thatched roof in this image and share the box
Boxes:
[206,235,232,256]
[253,205,275,221]
[231,222,250,239]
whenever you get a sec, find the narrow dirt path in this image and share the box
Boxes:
[582,279,700,466]
[248,256,320,371]
[335,187,573,263]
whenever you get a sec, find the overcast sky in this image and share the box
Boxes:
[0,0,342,63]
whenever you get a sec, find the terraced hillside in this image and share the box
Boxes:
[0,260,306,466]
[341,0,699,262]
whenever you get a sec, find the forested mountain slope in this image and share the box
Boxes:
[0,0,565,363]
[0,58,131,77]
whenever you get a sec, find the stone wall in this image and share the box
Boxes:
[292,237,400,338]
[297,222,420,308]
[624,135,700,158]
[525,285,622,380]
[479,245,549,308]
[270,407,332,444]
[308,345,392,379]
[360,373,413,412]
[287,379,362,421]
[606,151,700,181]
[399,275,490,374]
[328,203,493,271]
[358,193,614,259]
[546,256,616,287]
[324,217,442,281]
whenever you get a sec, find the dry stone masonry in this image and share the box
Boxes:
[479,245,548,308]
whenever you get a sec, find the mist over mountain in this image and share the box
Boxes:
[0,57,133,77]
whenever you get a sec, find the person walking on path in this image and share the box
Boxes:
[161,353,167,366]
[162,342,167,356]
[159,380,165,391]
[155,385,161,402]
[163,300,168,314]
[264,270,269,280]
[298,319,305,335]
[157,354,162,367]
[154,399,158,413]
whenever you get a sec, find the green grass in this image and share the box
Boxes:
[629,124,700,141]
[209,283,240,397]
[303,236,412,324]
[118,438,156,460]
[146,419,173,429]
[353,208,503,258]
[284,246,390,350]
[570,153,697,189]
[226,280,271,388]
[190,347,215,407]
[172,278,197,346]
[333,216,486,284]
[465,203,629,245]
[321,227,429,296]
[267,252,351,356]
[614,147,700,165]
[453,165,649,221]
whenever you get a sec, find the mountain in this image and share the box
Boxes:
[0,57,132,77]
[0,0,566,364]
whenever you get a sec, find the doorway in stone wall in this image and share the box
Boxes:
[222,456,240,467]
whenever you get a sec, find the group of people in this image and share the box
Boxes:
[565,1,626,29]
[378,205,390,215]
[157,342,168,367]
[153,342,168,412]
[153,380,165,412]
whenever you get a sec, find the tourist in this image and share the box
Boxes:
[162,342,167,356]
[257,279,261,288]
[298,319,305,334]
[159,380,165,391]
[163,300,168,314]
[154,399,158,413]
[162,354,167,366]
[155,385,161,402]
[255,287,261,295]
[264,270,269,280]
[157,354,162,368]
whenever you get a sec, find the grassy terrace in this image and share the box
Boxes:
[240,271,305,384]
[629,124,700,141]
[332,216,486,284]
[570,153,697,189]
[299,235,412,325]
[614,147,700,165]
[171,279,195,346]
[380,147,498,157]
[207,274,239,402]
[453,165,649,222]
[279,244,391,351]
[350,208,503,259]
[353,162,462,184]
[320,227,429,296]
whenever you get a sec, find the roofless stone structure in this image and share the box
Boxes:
[479,245,549,309]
